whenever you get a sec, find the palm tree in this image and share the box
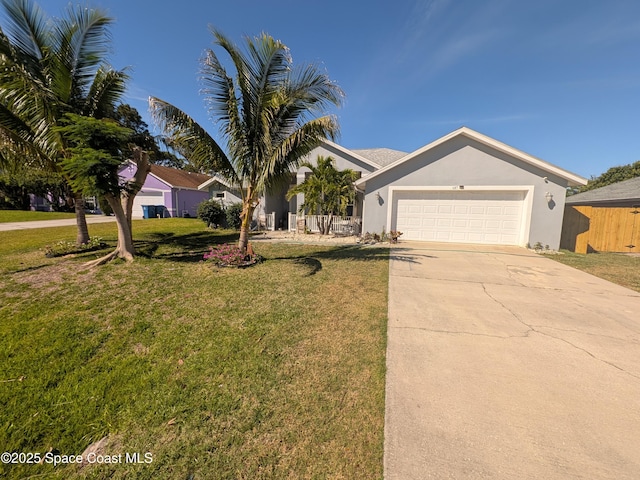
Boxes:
[0,0,128,244]
[286,156,358,234]
[150,28,344,252]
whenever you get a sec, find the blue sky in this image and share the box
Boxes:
[34,0,640,178]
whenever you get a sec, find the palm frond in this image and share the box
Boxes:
[0,104,53,168]
[200,48,243,147]
[149,96,238,185]
[0,0,49,59]
[260,115,339,193]
[51,3,113,104]
[83,66,129,117]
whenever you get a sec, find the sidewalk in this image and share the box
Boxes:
[0,216,117,232]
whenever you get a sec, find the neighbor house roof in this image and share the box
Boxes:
[352,148,408,167]
[198,173,235,191]
[355,126,588,188]
[566,176,640,205]
[149,164,211,190]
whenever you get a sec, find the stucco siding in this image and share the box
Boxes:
[301,145,377,174]
[174,190,210,218]
[291,145,372,220]
[362,137,569,249]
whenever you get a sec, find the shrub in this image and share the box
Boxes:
[43,237,106,257]
[197,199,225,227]
[225,202,243,230]
[203,243,260,267]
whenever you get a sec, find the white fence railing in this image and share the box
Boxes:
[256,212,275,231]
[265,212,275,231]
[288,214,361,235]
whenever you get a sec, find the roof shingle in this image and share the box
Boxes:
[352,148,407,167]
[566,176,640,205]
[149,164,211,189]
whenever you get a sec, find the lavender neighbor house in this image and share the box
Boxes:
[119,162,212,218]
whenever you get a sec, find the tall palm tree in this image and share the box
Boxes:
[150,28,344,252]
[0,0,128,244]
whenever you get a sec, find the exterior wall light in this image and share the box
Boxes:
[545,192,554,204]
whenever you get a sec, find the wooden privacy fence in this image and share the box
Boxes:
[560,205,640,253]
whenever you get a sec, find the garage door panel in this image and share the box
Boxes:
[502,220,519,229]
[452,219,468,227]
[393,190,525,245]
[504,206,520,215]
[422,218,436,227]
[132,191,165,218]
[454,205,469,214]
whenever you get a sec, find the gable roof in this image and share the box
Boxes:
[352,148,408,167]
[148,164,211,190]
[198,173,235,191]
[355,127,587,188]
[320,139,381,170]
[566,176,640,205]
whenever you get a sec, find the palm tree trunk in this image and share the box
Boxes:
[238,200,256,252]
[74,192,90,245]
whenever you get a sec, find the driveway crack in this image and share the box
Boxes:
[534,331,640,380]
[481,283,640,381]
[390,326,531,339]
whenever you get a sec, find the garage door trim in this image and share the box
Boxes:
[387,185,534,245]
[132,189,168,218]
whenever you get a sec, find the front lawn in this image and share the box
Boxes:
[0,219,389,479]
[550,251,640,293]
[0,209,76,222]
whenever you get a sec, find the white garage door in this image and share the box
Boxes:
[393,190,525,245]
[132,190,165,218]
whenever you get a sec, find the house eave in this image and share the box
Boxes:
[354,127,587,188]
[320,139,381,170]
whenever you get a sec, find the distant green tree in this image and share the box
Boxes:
[0,0,129,244]
[56,113,150,264]
[110,104,186,168]
[0,167,70,210]
[286,156,358,234]
[573,160,640,194]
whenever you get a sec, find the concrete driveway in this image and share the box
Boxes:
[385,243,640,480]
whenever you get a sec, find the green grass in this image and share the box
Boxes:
[550,250,640,293]
[0,219,389,479]
[0,209,77,222]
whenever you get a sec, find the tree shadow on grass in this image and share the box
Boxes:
[264,244,402,276]
[291,257,323,276]
[137,231,241,263]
